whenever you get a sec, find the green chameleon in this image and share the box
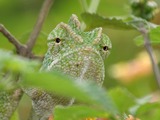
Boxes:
[0,14,112,120]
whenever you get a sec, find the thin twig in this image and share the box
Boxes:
[0,0,54,58]
[140,27,160,88]
[26,0,54,54]
[0,24,25,51]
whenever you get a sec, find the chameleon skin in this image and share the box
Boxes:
[25,14,112,120]
[0,89,22,120]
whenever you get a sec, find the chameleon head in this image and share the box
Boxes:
[43,14,112,86]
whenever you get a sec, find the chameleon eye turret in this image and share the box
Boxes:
[24,14,112,120]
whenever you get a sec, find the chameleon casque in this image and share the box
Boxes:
[0,14,111,120]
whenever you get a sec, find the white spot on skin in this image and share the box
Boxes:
[47,59,59,70]
[78,56,90,82]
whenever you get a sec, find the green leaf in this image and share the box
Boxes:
[54,105,108,120]
[0,49,40,90]
[134,35,144,46]
[135,102,160,120]
[109,87,136,113]
[129,95,152,114]
[0,49,40,73]
[81,13,134,30]
[150,26,160,43]
[134,26,160,46]
[21,71,119,116]
[81,13,157,31]
[10,110,19,120]
[0,73,17,91]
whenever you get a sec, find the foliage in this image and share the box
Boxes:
[0,0,160,120]
[0,50,118,119]
[82,12,160,47]
[0,48,160,119]
[134,26,160,45]
[130,0,158,20]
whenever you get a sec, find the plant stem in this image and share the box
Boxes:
[140,27,160,88]
[0,24,26,52]
[0,0,54,59]
[26,0,54,54]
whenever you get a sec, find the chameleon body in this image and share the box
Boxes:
[0,89,22,120]
[0,14,111,120]
[29,14,111,120]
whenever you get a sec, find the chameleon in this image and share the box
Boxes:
[0,89,22,120]
[0,14,112,120]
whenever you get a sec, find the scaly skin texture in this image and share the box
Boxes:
[26,14,111,120]
[0,89,22,120]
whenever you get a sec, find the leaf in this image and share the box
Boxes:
[81,13,157,31]
[0,49,40,90]
[134,26,160,46]
[129,95,152,114]
[0,73,17,91]
[21,71,119,116]
[81,13,134,30]
[10,110,19,120]
[150,26,160,43]
[81,13,159,47]
[54,105,108,120]
[108,87,136,113]
[0,50,119,117]
[134,35,144,46]
[135,102,160,120]
[122,16,157,30]
[0,49,40,73]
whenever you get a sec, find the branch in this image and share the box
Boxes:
[0,24,26,52]
[140,27,160,88]
[26,0,54,53]
[0,0,54,58]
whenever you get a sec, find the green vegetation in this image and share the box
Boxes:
[0,0,160,120]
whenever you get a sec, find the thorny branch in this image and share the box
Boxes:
[140,27,160,88]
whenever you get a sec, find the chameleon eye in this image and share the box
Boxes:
[55,38,61,43]
[103,46,109,51]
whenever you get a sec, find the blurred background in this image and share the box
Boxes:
[0,0,160,119]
